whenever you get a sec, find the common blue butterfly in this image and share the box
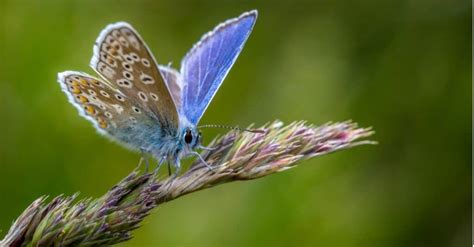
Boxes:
[57,10,258,174]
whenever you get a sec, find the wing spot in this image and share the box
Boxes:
[129,52,140,61]
[91,80,103,88]
[100,52,108,60]
[99,122,108,129]
[105,111,113,118]
[101,52,117,67]
[115,94,125,101]
[111,40,121,51]
[112,104,124,114]
[99,90,110,97]
[76,95,89,103]
[129,116,137,124]
[97,117,108,128]
[122,71,134,80]
[98,104,106,110]
[138,91,148,102]
[66,79,76,85]
[84,105,96,115]
[124,54,134,63]
[150,93,159,101]
[66,79,79,87]
[121,28,133,37]
[132,106,141,113]
[106,58,117,67]
[102,44,112,52]
[140,73,154,84]
[97,62,116,78]
[79,78,90,86]
[122,62,133,71]
[98,62,106,71]
[106,36,114,44]
[109,47,119,56]
[111,30,121,38]
[119,36,129,47]
[70,85,81,94]
[129,38,140,50]
[88,89,97,96]
[141,58,150,67]
[117,79,133,88]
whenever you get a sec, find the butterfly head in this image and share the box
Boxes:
[181,127,201,150]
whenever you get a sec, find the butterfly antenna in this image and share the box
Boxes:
[198,124,266,134]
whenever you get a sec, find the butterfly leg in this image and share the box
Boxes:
[153,156,167,176]
[164,159,180,182]
[173,159,181,177]
[167,162,172,176]
[198,145,217,151]
[191,151,213,170]
[164,159,180,192]
[136,157,145,170]
[136,156,150,172]
[139,148,151,172]
[165,156,180,177]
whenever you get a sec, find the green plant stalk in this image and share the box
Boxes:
[0,120,375,246]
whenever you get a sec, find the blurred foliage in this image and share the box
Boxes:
[0,0,470,246]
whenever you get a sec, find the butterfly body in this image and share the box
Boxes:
[144,122,202,168]
[58,11,257,172]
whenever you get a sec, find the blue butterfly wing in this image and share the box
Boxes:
[180,10,257,125]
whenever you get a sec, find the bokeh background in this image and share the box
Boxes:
[0,0,471,246]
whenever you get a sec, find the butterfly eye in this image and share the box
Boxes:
[184,129,193,144]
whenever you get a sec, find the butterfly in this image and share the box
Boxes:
[57,10,258,174]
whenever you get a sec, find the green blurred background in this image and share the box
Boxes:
[0,0,471,246]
